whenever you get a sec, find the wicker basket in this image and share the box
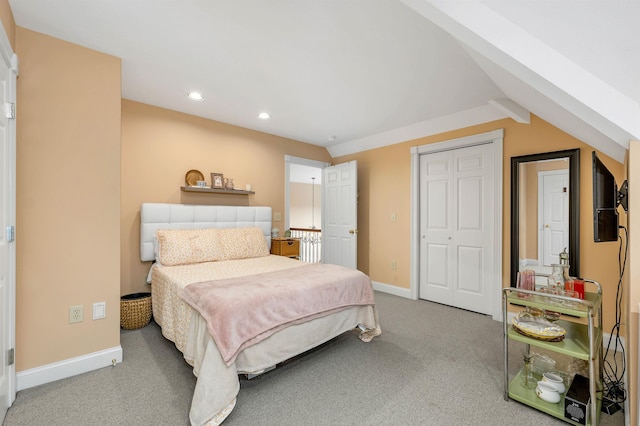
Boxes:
[120,292,152,330]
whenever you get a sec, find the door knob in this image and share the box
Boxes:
[349,229,359,234]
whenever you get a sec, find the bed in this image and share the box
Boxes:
[140,203,381,426]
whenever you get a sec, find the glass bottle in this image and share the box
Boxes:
[521,350,537,389]
[562,264,573,293]
[558,247,578,300]
[559,248,571,287]
[559,247,569,268]
[547,264,564,290]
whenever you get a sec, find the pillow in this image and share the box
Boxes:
[218,227,270,260]
[156,228,223,266]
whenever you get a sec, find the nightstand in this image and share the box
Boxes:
[271,238,300,258]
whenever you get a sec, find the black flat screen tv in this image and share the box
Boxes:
[592,151,619,242]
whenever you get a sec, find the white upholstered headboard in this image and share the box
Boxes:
[140,203,272,262]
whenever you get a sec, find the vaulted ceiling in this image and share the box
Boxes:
[9,0,640,162]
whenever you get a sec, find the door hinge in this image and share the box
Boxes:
[6,225,14,242]
[5,102,15,119]
[8,348,14,365]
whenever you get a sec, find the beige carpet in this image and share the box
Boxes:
[3,292,625,425]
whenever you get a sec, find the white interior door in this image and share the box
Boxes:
[538,170,569,266]
[0,29,16,421]
[419,144,494,315]
[323,161,357,269]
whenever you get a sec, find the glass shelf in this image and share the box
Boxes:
[507,320,602,361]
[507,291,601,318]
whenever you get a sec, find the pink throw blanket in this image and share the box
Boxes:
[180,263,376,366]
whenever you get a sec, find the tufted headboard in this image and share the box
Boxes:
[140,203,272,262]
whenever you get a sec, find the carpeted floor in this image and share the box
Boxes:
[3,292,625,425]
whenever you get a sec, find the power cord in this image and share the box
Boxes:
[602,225,628,411]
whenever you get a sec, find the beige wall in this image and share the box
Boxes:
[334,144,411,282]
[335,116,625,334]
[120,100,332,295]
[15,28,121,370]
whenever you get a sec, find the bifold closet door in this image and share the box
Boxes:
[419,143,494,315]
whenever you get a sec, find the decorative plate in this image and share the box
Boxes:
[512,312,566,341]
[514,326,565,342]
[185,169,204,186]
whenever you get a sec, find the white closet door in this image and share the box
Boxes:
[419,144,494,315]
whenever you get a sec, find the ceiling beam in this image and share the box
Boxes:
[488,98,530,124]
[328,105,506,158]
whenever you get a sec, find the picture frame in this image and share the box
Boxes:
[211,172,224,189]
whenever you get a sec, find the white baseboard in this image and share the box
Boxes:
[520,258,539,268]
[602,332,626,354]
[16,345,123,391]
[372,281,413,299]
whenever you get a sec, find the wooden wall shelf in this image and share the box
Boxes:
[181,186,255,195]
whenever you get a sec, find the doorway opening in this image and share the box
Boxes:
[285,156,329,263]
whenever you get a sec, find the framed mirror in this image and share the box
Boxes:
[510,148,580,286]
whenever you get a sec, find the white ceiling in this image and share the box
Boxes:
[9,0,640,162]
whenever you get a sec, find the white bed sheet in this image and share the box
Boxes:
[150,255,380,426]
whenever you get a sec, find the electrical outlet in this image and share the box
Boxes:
[391,260,397,270]
[274,212,282,221]
[69,305,83,324]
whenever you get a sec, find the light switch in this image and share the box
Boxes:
[93,302,106,320]
[274,212,282,221]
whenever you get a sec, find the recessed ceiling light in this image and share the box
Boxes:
[258,112,270,120]
[327,135,337,142]
[187,91,205,101]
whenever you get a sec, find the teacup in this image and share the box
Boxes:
[536,381,561,403]
[542,372,566,393]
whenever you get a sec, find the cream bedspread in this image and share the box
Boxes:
[151,256,381,426]
[151,255,303,353]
